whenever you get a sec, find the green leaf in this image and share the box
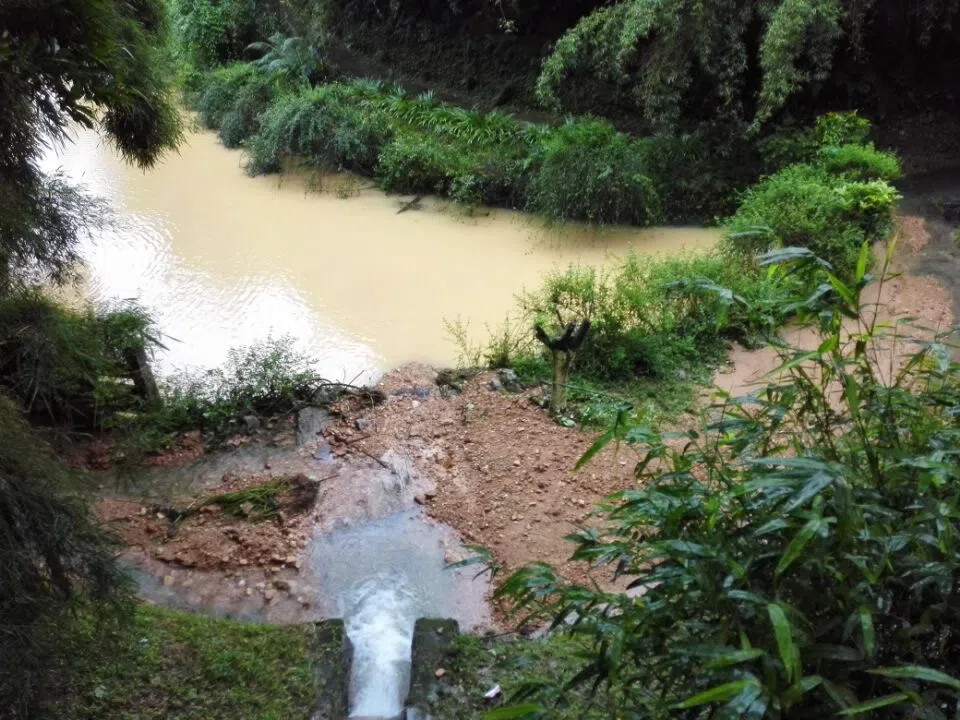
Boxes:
[675,680,757,709]
[768,603,798,682]
[574,427,614,471]
[869,666,960,690]
[828,274,857,307]
[837,693,910,715]
[776,516,824,576]
[483,704,543,719]
[855,241,870,282]
[708,649,767,669]
[781,471,834,513]
[858,606,875,659]
[764,350,820,377]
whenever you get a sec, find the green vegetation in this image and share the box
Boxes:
[44,604,317,720]
[0,394,131,715]
[189,62,746,223]
[115,338,332,461]
[0,292,160,427]
[497,247,960,718]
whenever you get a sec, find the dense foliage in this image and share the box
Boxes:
[501,247,960,718]
[191,65,748,223]
[0,293,161,428]
[0,0,181,291]
[0,395,132,715]
[728,113,901,275]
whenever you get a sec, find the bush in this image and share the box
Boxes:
[247,86,391,175]
[0,292,159,428]
[171,0,268,69]
[516,251,786,383]
[501,259,960,719]
[528,121,663,226]
[727,164,898,275]
[375,133,471,195]
[816,143,902,182]
[816,110,872,146]
[196,63,260,129]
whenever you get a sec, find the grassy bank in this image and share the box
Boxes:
[188,63,750,225]
[44,604,317,719]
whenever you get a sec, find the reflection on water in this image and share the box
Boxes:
[46,125,718,380]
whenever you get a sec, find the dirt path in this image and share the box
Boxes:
[715,215,956,397]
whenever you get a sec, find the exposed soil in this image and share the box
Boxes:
[94,210,960,627]
[716,215,956,398]
[331,364,638,589]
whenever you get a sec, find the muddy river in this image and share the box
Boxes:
[51,125,717,381]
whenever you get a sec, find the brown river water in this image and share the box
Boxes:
[50,125,718,381]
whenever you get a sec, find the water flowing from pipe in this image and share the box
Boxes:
[344,574,419,718]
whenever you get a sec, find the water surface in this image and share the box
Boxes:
[51,126,717,380]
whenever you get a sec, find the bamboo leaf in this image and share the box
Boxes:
[837,693,910,715]
[675,680,756,709]
[855,241,870,282]
[768,603,798,682]
[858,606,875,659]
[869,666,960,690]
[776,517,824,576]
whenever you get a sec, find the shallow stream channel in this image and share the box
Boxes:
[62,124,718,718]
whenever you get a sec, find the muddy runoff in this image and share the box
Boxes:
[51,124,717,381]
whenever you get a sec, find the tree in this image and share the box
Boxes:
[535,0,960,133]
[0,0,182,291]
[0,1,180,712]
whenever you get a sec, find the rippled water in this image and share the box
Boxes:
[47,125,718,381]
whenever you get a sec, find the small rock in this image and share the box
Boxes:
[274,579,291,592]
[484,684,503,701]
[355,418,370,431]
[434,668,447,678]
[263,588,276,601]
[414,494,426,505]
[238,501,255,517]
[487,378,502,392]
[243,415,261,432]
[245,587,253,597]
[497,368,522,392]
[162,574,175,587]
[444,550,464,565]
[412,400,420,408]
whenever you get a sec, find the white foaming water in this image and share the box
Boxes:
[345,574,419,718]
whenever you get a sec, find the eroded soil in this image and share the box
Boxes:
[96,212,958,626]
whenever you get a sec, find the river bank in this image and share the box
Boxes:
[90,204,957,629]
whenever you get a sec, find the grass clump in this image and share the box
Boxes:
[120,338,327,454]
[247,86,392,174]
[0,291,160,428]
[44,604,317,719]
[527,120,663,226]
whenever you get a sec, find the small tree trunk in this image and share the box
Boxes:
[551,351,571,414]
[124,347,160,405]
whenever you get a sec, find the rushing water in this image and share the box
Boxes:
[48,125,718,381]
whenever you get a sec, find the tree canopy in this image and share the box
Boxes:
[0,0,181,290]
[534,0,960,132]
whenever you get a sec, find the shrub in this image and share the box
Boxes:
[247,87,391,175]
[171,0,266,69]
[528,121,663,226]
[0,292,159,428]
[816,110,872,146]
[727,164,898,275]
[217,73,277,148]
[375,133,471,195]
[501,256,960,719]
[515,251,785,384]
[195,63,260,129]
[816,143,902,182]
